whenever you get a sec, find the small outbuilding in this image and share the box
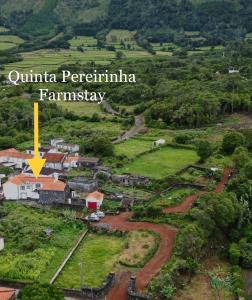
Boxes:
[153,139,166,148]
[85,191,104,210]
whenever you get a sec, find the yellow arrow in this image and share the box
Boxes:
[27,102,46,178]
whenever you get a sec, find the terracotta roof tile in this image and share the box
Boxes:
[0,287,15,300]
[43,153,65,163]
[7,174,66,192]
[86,191,104,201]
[0,149,32,160]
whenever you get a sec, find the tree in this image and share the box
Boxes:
[18,283,64,300]
[116,51,125,60]
[232,147,249,169]
[244,161,252,179]
[222,132,245,154]
[80,132,114,157]
[196,140,213,162]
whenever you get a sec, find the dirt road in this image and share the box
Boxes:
[113,115,145,144]
[102,168,232,300]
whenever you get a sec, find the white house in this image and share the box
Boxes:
[43,153,66,170]
[0,148,32,169]
[26,146,52,158]
[50,138,79,153]
[153,139,166,148]
[3,174,66,201]
[85,191,104,210]
[229,68,239,74]
[51,138,64,147]
[56,142,79,153]
[63,154,79,170]
[0,237,4,251]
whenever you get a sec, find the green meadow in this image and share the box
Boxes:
[117,146,199,179]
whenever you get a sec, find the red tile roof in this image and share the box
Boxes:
[7,174,66,192]
[0,148,32,160]
[43,153,65,163]
[0,287,15,300]
[86,191,104,202]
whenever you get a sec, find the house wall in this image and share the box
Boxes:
[0,238,4,251]
[3,182,19,200]
[44,162,63,170]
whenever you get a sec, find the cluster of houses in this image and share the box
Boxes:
[0,139,104,207]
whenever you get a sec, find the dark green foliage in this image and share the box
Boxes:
[18,283,64,300]
[196,140,213,162]
[244,162,252,180]
[80,132,114,157]
[222,132,246,154]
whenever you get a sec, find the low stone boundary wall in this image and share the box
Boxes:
[81,272,115,299]
[128,276,151,300]
[50,230,88,284]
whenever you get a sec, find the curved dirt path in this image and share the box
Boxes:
[104,213,177,300]
[102,168,232,300]
[113,115,145,144]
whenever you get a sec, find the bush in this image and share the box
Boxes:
[18,283,64,300]
[196,140,213,162]
[222,132,245,154]
[229,243,241,265]
[174,134,193,144]
[244,161,252,179]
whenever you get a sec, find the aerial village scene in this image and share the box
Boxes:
[0,1,252,300]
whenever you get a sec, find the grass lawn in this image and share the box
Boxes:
[115,138,153,158]
[117,146,199,179]
[56,233,125,288]
[0,203,83,283]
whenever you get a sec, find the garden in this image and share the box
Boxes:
[0,203,84,283]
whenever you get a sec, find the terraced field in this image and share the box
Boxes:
[0,35,24,51]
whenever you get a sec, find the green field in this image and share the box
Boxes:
[69,36,97,50]
[117,146,199,179]
[106,29,142,51]
[57,101,106,117]
[41,119,124,143]
[0,26,10,32]
[0,35,24,51]
[115,138,153,158]
[2,48,151,74]
[56,233,124,288]
[0,203,83,283]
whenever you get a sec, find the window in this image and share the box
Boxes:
[35,183,41,188]
[26,185,31,189]
[20,186,25,191]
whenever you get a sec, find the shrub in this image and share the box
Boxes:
[222,132,245,154]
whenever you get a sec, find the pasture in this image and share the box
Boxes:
[115,138,153,158]
[57,101,106,117]
[117,146,199,179]
[2,48,151,74]
[69,36,97,50]
[0,35,24,51]
[56,233,124,288]
[0,26,9,32]
[106,29,142,51]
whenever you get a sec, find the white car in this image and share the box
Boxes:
[85,214,100,222]
[95,211,105,218]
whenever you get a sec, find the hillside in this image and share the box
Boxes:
[0,0,251,45]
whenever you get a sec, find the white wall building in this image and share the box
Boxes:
[0,237,4,251]
[0,148,32,169]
